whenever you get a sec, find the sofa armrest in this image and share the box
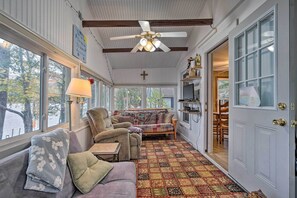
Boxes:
[172,118,178,131]
[113,122,132,129]
[94,128,129,142]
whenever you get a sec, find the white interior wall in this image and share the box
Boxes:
[0,0,111,149]
[113,67,177,85]
[176,0,267,153]
[0,0,112,82]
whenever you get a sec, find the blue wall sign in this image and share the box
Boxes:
[72,25,87,63]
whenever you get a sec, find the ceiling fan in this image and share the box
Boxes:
[110,21,187,53]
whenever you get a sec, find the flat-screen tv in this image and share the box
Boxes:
[183,84,194,100]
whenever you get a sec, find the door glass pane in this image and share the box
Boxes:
[246,25,258,53]
[236,34,244,58]
[236,83,245,105]
[236,58,245,82]
[247,80,258,87]
[0,38,41,140]
[260,77,274,106]
[260,46,274,76]
[48,60,71,127]
[260,13,274,46]
[247,53,258,79]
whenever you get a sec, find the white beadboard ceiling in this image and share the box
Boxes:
[86,0,208,69]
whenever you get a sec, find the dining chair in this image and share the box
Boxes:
[218,100,229,144]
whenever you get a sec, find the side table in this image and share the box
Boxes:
[89,143,121,162]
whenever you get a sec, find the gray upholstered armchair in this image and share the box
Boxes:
[87,107,141,161]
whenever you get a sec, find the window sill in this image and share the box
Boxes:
[0,131,41,159]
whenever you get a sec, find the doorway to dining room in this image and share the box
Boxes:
[206,40,229,170]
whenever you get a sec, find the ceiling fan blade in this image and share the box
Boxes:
[138,45,144,51]
[131,43,142,53]
[158,41,171,52]
[110,35,139,40]
[158,32,187,37]
[139,21,151,32]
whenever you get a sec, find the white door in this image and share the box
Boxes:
[228,1,295,197]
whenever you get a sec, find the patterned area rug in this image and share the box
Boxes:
[136,139,246,197]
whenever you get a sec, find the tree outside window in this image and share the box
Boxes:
[0,38,41,140]
[47,60,71,127]
[114,88,142,110]
[146,87,174,109]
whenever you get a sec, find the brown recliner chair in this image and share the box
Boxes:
[87,107,142,161]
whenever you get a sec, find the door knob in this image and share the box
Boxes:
[272,118,287,126]
[277,102,287,110]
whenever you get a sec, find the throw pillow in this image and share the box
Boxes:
[144,112,157,124]
[164,113,174,123]
[157,113,165,124]
[128,126,143,134]
[118,116,133,123]
[111,115,120,124]
[67,151,113,194]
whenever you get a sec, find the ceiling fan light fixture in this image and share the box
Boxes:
[152,39,161,48]
[144,40,154,51]
[150,46,156,52]
[140,38,148,47]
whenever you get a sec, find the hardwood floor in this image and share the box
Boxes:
[208,136,228,170]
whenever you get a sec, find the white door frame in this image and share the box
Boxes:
[205,39,228,154]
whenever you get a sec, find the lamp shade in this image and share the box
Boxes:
[66,78,92,98]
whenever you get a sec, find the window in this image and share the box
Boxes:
[146,87,174,109]
[47,60,71,127]
[100,84,106,107]
[234,12,275,107]
[0,38,41,140]
[106,86,110,111]
[217,78,229,106]
[114,87,142,110]
[101,84,111,111]
[181,72,190,123]
[80,72,99,117]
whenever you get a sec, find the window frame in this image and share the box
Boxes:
[80,71,100,118]
[113,85,177,111]
[233,9,277,110]
[0,38,43,140]
[46,59,72,129]
[0,17,78,157]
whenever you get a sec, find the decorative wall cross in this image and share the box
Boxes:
[141,70,148,80]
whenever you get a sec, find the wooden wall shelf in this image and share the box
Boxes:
[178,109,200,114]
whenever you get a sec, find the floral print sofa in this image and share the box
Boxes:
[112,109,177,140]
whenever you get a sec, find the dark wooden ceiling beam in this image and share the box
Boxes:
[103,47,188,53]
[83,19,213,27]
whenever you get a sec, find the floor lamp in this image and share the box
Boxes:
[66,78,92,131]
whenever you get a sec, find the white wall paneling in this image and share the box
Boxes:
[0,0,112,82]
[113,67,178,85]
